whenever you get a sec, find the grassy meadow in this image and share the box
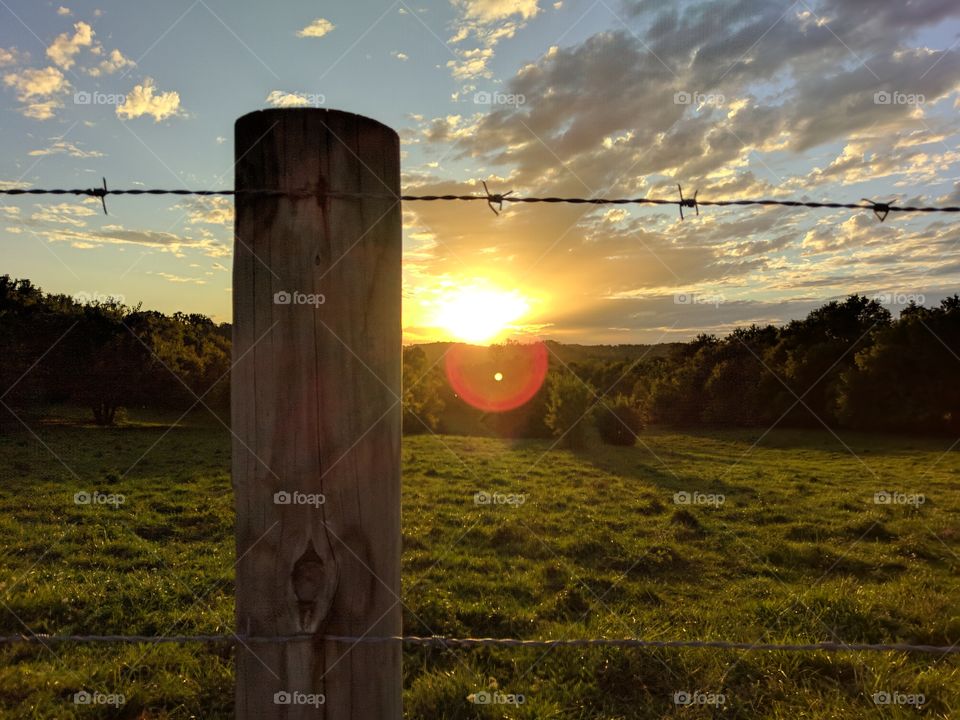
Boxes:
[0,408,958,718]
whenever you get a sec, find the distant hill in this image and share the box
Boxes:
[413,340,681,367]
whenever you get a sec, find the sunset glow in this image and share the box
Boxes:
[431,285,530,344]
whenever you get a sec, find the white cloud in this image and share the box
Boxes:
[392,51,409,61]
[265,90,313,107]
[3,66,68,99]
[28,139,104,158]
[0,47,24,67]
[3,66,69,119]
[57,6,71,15]
[453,0,539,24]
[46,21,94,69]
[446,0,540,79]
[22,100,61,120]
[296,18,335,38]
[116,77,181,121]
[87,48,135,77]
[179,196,234,226]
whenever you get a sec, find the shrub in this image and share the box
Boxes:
[596,395,645,445]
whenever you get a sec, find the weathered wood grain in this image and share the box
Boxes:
[232,109,402,719]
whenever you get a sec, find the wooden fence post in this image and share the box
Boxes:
[232,109,402,719]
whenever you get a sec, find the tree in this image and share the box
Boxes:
[544,371,595,448]
[402,346,445,433]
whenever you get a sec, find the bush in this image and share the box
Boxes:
[596,395,645,445]
[544,372,596,448]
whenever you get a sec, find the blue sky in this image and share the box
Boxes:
[2,0,960,342]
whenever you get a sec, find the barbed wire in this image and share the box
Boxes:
[1,179,957,221]
[0,633,956,654]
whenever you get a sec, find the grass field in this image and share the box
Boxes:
[0,408,958,718]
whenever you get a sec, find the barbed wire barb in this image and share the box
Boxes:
[678,184,699,220]
[481,181,513,215]
[862,197,895,222]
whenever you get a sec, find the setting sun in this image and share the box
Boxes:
[432,285,530,344]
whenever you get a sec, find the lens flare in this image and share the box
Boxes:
[445,341,549,413]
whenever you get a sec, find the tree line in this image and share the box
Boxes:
[405,294,960,442]
[1,276,230,426]
[3,275,958,438]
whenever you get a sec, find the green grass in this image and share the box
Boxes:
[1,409,958,718]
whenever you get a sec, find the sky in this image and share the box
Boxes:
[1,0,959,344]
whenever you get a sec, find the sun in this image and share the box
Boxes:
[433,285,530,344]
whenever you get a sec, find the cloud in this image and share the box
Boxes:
[87,48,135,76]
[3,66,69,119]
[265,90,312,108]
[148,271,207,285]
[447,0,540,79]
[116,77,181,121]
[46,21,93,69]
[296,18,335,38]
[28,139,104,158]
[38,224,230,257]
[57,6,71,15]
[392,51,409,61]
[4,66,68,99]
[0,47,25,67]
[453,0,539,24]
[178,196,234,226]
[30,202,98,227]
